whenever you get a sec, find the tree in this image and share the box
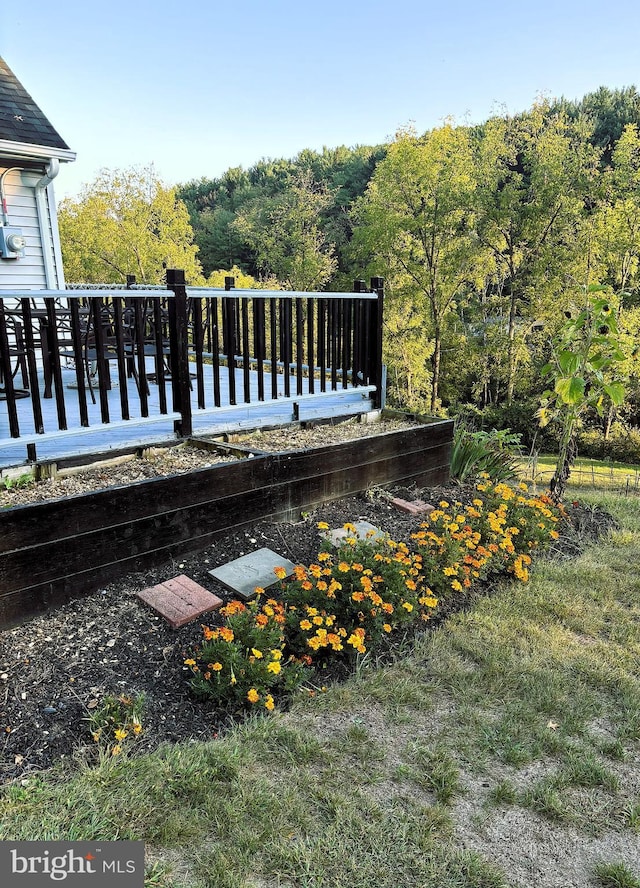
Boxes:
[474,106,599,404]
[59,166,204,284]
[354,124,480,412]
[232,169,336,290]
[539,288,625,500]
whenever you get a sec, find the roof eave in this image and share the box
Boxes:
[0,139,76,163]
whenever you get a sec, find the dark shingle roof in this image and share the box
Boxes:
[0,57,69,151]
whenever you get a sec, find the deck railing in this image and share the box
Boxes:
[0,270,384,461]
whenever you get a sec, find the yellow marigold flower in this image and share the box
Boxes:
[133,723,142,735]
[267,661,282,675]
[338,561,350,572]
[247,688,260,703]
[405,579,417,591]
[550,530,559,540]
[264,695,275,711]
[318,551,331,562]
[317,581,328,591]
[383,623,392,633]
[420,595,438,608]
[317,521,330,530]
[402,601,414,612]
[114,728,128,741]
[300,619,312,630]
[251,648,263,659]
[343,522,357,533]
[211,662,222,672]
[439,501,450,508]
[271,649,283,660]
[254,586,265,596]
[274,566,288,579]
[451,580,463,592]
[312,615,324,625]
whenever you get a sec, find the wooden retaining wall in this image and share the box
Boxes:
[0,418,453,628]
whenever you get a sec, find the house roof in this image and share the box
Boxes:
[0,57,70,152]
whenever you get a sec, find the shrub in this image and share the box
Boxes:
[282,525,438,665]
[186,597,309,712]
[450,425,522,483]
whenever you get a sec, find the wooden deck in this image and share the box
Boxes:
[0,360,376,469]
[0,273,384,469]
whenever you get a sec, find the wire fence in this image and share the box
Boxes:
[519,453,640,495]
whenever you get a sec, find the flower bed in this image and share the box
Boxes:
[183,479,566,716]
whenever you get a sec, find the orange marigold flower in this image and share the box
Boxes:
[337,562,350,573]
[302,581,313,591]
[247,688,260,703]
[300,619,313,630]
[219,627,234,642]
[212,662,223,671]
[274,566,288,579]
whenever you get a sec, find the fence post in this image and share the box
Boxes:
[166,268,192,437]
[370,277,384,409]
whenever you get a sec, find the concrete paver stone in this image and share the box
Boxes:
[208,548,297,600]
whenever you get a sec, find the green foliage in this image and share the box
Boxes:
[594,861,640,888]
[186,597,307,713]
[88,693,144,755]
[450,426,522,483]
[354,124,480,412]
[281,527,437,665]
[184,486,563,713]
[539,287,627,498]
[59,166,204,285]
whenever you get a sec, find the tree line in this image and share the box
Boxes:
[58,85,640,437]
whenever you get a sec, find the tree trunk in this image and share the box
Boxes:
[506,286,517,405]
[431,322,442,413]
[604,405,615,440]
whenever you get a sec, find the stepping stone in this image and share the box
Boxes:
[325,521,386,547]
[208,548,296,600]
[390,497,435,516]
[136,574,223,628]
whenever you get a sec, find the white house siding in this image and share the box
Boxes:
[0,165,59,290]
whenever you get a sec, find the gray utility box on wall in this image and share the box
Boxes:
[0,226,25,259]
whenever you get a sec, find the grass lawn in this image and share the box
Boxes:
[1,487,639,887]
[518,453,640,493]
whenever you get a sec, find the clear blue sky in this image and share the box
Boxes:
[1,0,639,200]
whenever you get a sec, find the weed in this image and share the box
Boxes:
[594,861,640,888]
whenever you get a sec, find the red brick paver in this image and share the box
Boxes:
[390,497,435,517]
[136,575,223,628]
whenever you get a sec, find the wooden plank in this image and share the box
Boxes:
[0,440,450,591]
[0,422,453,551]
[0,442,450,626]
[0,420,453,626]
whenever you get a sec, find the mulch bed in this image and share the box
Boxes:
[0,485,614,784]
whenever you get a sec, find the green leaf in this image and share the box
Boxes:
[554,376,586,404]
[589,352,609,371]
[603,382,625,405]
[558,350,580,375]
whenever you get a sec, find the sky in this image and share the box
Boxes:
[1,0,640,201]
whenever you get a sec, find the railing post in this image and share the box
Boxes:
[166,268,192,437]
[370,276,384,409]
